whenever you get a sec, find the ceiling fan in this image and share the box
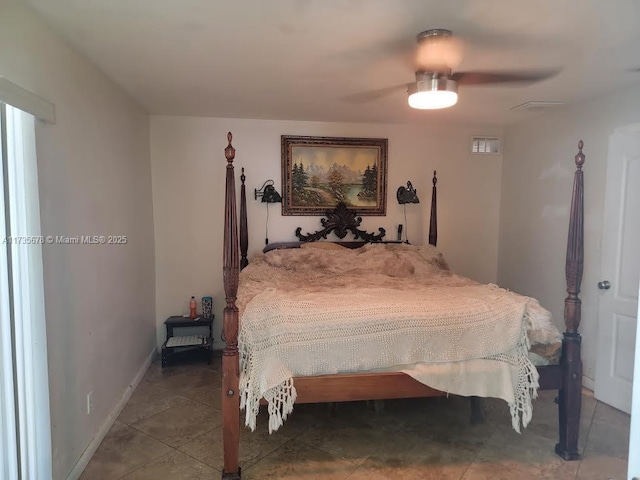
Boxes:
[350,29,558,110]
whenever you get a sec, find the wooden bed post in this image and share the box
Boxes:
[555,140,585,461]
[429,170,437,246]
[240,168,248,270]
[222,132,241,479]
[426,169,483,421]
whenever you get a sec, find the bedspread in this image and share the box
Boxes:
[238,244,552,433]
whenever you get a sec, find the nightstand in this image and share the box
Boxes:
[161,315,214,367]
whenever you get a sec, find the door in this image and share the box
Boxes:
[594,125,640,414]
[628,283,640,479]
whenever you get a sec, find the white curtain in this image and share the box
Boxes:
[0,104,52,479]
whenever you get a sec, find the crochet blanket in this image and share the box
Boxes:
[238,244,542,433]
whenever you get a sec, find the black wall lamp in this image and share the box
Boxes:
[255,180,282,245]
[397,181,420,205]
[396,181,420,243]
[254,180,282,203]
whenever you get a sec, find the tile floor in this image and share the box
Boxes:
[81,356,631,479]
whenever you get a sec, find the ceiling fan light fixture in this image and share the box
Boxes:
[407,76,458,110]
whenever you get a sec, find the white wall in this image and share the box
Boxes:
[0,1,156,478]
[498,82,640,383]
[151,116,503,349]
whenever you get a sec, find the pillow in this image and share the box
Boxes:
[354,247,415,278]
[300,242,347,251]
[361,243,450,272]
[413,245,450,271]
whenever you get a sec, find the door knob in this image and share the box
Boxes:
[597,280,611,290]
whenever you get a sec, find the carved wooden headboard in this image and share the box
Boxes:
[294,202,385,243]
[239,170,439,263]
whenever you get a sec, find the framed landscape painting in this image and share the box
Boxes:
[281,135,388,215]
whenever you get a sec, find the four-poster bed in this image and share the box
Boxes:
[221,132,585,479]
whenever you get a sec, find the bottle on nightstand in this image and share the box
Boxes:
[189,296,197,318]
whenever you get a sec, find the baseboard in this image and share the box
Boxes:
[66,347,156,480]
[582,376,595,392]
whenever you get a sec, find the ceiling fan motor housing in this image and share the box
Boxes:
[407,71,458,109]
[416,28,453,42]
[409,72,458,95]
[414,28,462,72]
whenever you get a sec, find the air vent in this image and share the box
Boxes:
[510,101,565,111]
[471,136,500,154]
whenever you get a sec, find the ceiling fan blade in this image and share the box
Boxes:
[456,25,562,51]
[342,84,408,103]
[451,69,559,85]
[337,38,414,69]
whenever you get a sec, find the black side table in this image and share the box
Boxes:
[161,315,214,367]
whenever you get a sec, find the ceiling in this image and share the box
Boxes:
[25,0,640,126]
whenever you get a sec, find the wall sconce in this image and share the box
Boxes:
[254,180,282,245]
[397,181,420,205]
[255,180,282,203]
[396,181,420,243]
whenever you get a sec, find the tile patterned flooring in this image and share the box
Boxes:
[81,357,631,479]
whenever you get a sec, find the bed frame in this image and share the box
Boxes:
[221,132,585,479]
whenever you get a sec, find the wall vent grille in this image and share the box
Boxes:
[471,136,500,154]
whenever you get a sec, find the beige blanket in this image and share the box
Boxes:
[238,244,547,433]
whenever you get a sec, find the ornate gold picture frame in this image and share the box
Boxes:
[281,135,388,215]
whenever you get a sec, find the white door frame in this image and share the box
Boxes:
[0,103,52,479]
[629,282,640,479]
[601,122,640,480]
